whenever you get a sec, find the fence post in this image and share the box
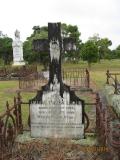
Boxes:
[114,75,118,94]
[19,77,21,89]
[86,68,90,88]
[0,118,4,147]
[7,123,14,144]
[96,93,100,107]
[17,92,23,133]
[106,70,110,84]
[96,93,100,131]
[5,67,7,77]
[6,101,10,113]
[14,97,19,131]
[62,69,64,80]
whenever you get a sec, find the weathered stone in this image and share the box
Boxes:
[30,103,84,138]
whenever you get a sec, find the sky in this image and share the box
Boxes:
[0,0,120,49]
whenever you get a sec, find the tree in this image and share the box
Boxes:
[23,25,49,69]
[89,34,112,61]
[61,24,82,62]
[0,36,13,65]
[113,45,120,59]
[81,40,98,68]
[97,38,112,60]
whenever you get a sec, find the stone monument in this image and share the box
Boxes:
[29,23,85,138]
[12,29,25,66]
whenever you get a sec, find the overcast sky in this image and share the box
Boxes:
[0,0,120,49]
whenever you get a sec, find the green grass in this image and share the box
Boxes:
[0,81,18,112]
[0,80,36,113]
[0,81,18,90]
[63,59,120,71]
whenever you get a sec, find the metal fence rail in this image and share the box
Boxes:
[106,70,120,94]
[0,93,23,160]
[0,65,37,80]
[96,93,120,159]
[19,68,90,90]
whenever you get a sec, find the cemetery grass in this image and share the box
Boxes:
[0,81,36,127]
[0,59,120,120]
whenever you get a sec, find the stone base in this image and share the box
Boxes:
[15,131,97,146]
[12,61,25,66]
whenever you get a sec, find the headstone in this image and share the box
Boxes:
[29,23,85,138]
[12,29,25,66]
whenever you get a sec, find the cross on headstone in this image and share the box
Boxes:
[29,22,85,138]
[33,23,76,86]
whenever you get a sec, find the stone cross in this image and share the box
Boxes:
[33,23,76,87]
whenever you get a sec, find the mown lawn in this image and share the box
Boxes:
[0,81,35,112]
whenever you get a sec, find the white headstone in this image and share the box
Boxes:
[12,29,25,66]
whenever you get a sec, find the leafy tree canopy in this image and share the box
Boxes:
[88,34,112,60]
[0,36,12,65]
[81,40,98,68]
